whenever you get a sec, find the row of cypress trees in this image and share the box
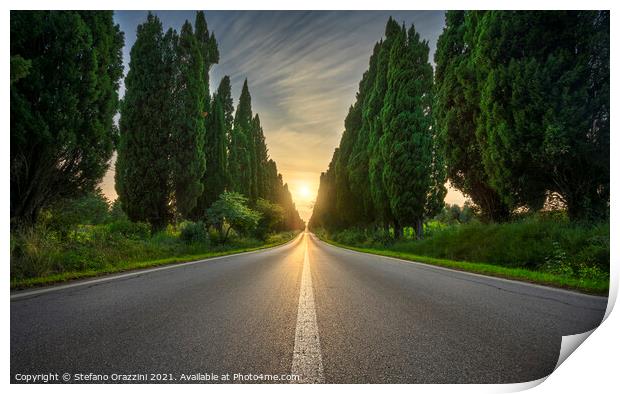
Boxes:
[310,18,445,238]
[310,11,609,236]
[115,12,303,231]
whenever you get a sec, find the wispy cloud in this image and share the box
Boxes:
[110,10,449,220]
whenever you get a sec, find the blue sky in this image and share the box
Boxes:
[103,11,461,220]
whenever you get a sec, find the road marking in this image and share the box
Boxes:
[11,234,303,301]
[291,235,325,383]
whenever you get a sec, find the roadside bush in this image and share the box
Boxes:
[332,228,369,245]
[10,227,60,279]
[179,221,208,244]
[106,220,151,240]
[325,216,609,280]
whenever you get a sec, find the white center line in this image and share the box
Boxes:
[290,234,325,383]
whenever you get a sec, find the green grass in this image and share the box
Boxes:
[11,229,300,290]
[315,217,609,295]
[320,237,608,295]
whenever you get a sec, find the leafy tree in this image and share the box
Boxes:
[116,13,174,230]
[434,11,510,221]
[11,11,124,227]
[206,192,261,242]
[255,198,285,239]
[170,21,207,218]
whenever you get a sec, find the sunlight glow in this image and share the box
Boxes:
[299,185,311,199]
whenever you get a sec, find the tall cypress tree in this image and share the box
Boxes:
[193,93,228,219]
[346,43,381,225]
[434,11,510,221]
[194,11,219,102]
[116,14,175,229]
[170,21,207,218]
[368,18,401,229]
[11,11,124,226]
[230,79,253,198]
[381,24,435,238]
[252,114,270,200]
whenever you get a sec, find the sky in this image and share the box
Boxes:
[102,10,465,221]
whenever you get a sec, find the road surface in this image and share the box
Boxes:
[11,232,607,383]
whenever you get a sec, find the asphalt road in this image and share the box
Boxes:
[11,232,608,383]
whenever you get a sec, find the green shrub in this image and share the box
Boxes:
[325,216,609,282]
[10,227,60,279]
[179,221,208,244]
[107,220,151,240]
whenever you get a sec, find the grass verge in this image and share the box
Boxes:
[11,232,300,291]
[318,236,608,296]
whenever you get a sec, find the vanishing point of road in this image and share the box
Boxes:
[11,232,607,383]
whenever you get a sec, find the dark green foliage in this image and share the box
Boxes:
[194,91,229,218]
[310,18,445,236]
[328,216,608,278]
[114,13,302,231]
[10,55,31,85]
[381,24,438,238]
[109,199,128,222]
[44,190,111,234]
[170,21,207,218]
[116,13,174,230]
[11,11,124,226]
[436,203,475,225]
[433,11,510,221]
[253,115,270,200]
[255,198,285,239]
[230,79,254,198]
[11,221,298,284]
[473,11,609,220]
[107,220,152,240]
[179,221,208,244]
[193,10,219,105]
[346,44,381,223]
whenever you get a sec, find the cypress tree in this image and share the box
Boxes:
[193,93,228,218]
[230,79,253,198]
[170,21,207,218]
[380,24,435,238]
[116,14,175,229]
[475,11,609,220]
[252,114,270,200]
[368,18,401,229]
[194,11,219,101]
[11,11,124,226]
[346,43,381,225]
[434,11,510,221]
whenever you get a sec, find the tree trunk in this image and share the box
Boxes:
[415,219,423,240]
[393,221,402,239]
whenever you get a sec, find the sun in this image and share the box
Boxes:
[299,185,311,199]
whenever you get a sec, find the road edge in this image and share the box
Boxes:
[11,232,304,300]
[312,233,608,299]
